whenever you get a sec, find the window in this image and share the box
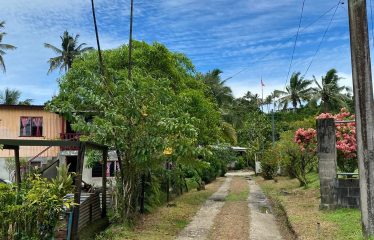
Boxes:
[92,161,118,177]
[20,117,43,137]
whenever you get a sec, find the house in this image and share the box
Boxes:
[0,105,117,186]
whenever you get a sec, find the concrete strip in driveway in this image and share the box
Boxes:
[248,179,283,240]
[176,177,232,240]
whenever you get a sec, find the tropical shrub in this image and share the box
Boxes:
[234,156,245,170]
[0,164,74,240]
[292,127,318,186]
[261,148,280,180]
[317,108,357,172]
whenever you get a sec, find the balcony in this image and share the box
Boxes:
[60,133,81,151]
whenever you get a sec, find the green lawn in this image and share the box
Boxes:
[257,173,367,240]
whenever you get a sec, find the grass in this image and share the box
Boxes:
[256,173,366,240]
[322,209,362,240]
[225,189,248,202]
[94,177,224,240]
[80,218,110,240]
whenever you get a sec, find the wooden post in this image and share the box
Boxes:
[166,163,170,203]
[101,147,108,218]
[71,143,86,240]
[14,146,21,188]
[317,118,337,209]
[140,174,145,213]
[348,0,374,236]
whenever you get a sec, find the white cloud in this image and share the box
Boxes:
[0,0,357,104]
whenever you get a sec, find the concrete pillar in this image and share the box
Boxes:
[317,118,337,209]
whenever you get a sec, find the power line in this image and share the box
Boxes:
[223,1,341,82]
[284,0,306,89]
[302,0,342,77]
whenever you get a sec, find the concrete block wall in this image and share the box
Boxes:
[335,178,360,208]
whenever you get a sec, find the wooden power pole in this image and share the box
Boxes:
[348,0,374,237]
[128,0,134,80]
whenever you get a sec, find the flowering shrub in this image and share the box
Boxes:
[315,108,357,172]
[293,109,357,172]
[293,128,318,186]
[294,128,317,152]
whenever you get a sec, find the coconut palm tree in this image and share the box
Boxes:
[44,31,93,74]
[274,72,313,110]
[0,21,16,73]
[203,69,234,108]
[0,88,32,105]
[312,69,351,112]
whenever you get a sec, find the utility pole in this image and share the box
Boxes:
[128,0,134,80]
[348,0,374,237]
[90,0,104,77]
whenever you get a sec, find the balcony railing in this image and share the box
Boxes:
[60,133,81,151]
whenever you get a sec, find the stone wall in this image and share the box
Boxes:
[335,178,360,208]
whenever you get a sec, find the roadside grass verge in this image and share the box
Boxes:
[92,177,224,240]
[256,173,365,240]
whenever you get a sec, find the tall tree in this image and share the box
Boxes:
[44,31,93,74]
[312,69,351,112]
[0,21,16,73]
[0,88,32,105]
[48,41,224,221]
[274,72,313,110]
[203,69,233,108]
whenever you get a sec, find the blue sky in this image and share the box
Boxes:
[0,0,360,104]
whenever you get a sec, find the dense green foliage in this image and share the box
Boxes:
[44,37,353,227]
[0,165,74,240]
[49,41,229,221]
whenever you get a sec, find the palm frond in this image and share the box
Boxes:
[0,43,16,50]
[0,55,6,73]
[44,43,63,54]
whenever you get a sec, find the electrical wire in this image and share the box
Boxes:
[284,0,306,89]
[223,1,341,82]
[302,0,341,77]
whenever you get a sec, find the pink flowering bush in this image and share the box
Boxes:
[296,108,358,172]
[294,128,317,152]
[292,128,318,186]
[317,108,357,172]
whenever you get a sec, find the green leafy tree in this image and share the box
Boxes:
[237,111,272,162]
[48,41,223,221]
[0,88,32,105]
[274,72,313,110]
[0,21,16,73]
[312,68,351,112]
[44,31,93,74]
